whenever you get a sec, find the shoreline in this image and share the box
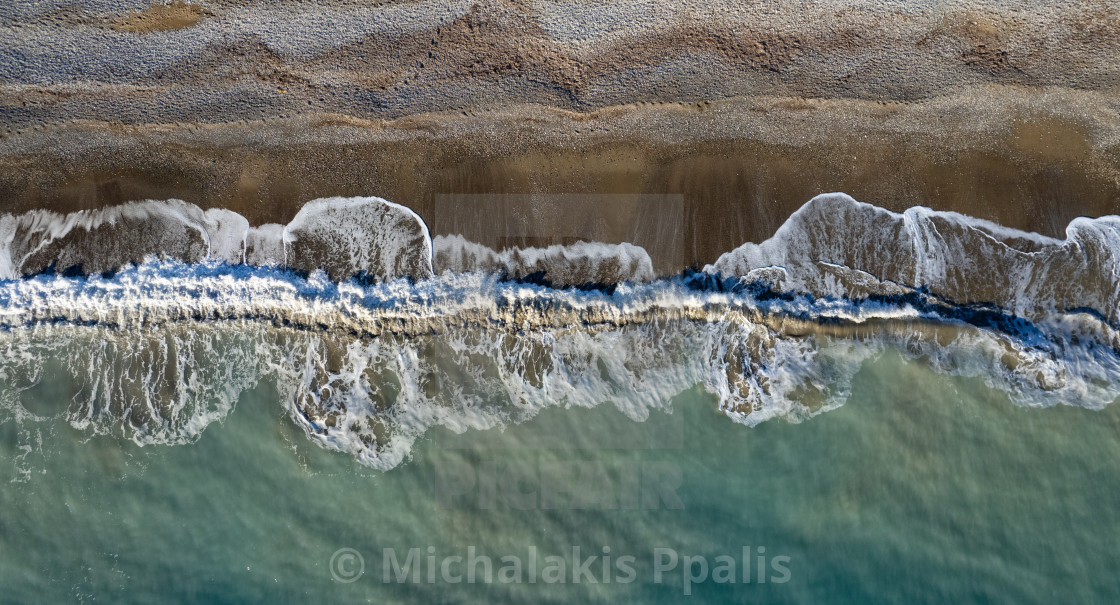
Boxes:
[1,86,1117,272]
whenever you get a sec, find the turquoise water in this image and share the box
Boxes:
[2,349,1119,603]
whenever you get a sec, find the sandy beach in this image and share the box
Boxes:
[1,87,1117,272]
[1,1,1118,272]
[6,5,1120,603]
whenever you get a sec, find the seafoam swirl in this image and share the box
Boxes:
[2,193,1119,470]
[0,257,1118,471]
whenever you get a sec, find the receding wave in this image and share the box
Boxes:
[708,193,1120,323]
[433,234,655,287]
[0,196,432,283]
[1,193,1118,471]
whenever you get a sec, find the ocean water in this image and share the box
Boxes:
[3,193,1120,603]
[2,347,1118,603]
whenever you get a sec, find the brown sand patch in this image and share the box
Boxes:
[4,0,1119,134]
[919,10,1021,74]
[1011,115,1092,163]
[304,2,813,100]
[111,1,208,34]
[1061,2,1120,44]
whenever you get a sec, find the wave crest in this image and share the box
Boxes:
[708,193,1120,323]
[3,193,1120,471]
[0,262,1118,471]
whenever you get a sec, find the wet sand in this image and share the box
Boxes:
[1,87,1116,273]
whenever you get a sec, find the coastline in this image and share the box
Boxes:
[3,1,1119,272]
[1,86,1117,272]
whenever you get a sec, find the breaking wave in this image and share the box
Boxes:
[1,193,1118,471]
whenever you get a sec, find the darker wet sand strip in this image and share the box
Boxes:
[0,88,1117,274]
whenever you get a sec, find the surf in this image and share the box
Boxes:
[1,193,1118,470]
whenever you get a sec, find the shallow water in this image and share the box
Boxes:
[3,349,1118,603]
[4,192,1120,602]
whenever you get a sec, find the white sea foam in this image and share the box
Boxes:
[2,200,212,277]
[2,193,1120,471]
[0,196,434,283]
[0,259,1117,471]
[0,214,17,280]
[201,208,250,264]
[284,196,433,281]
[708,193,1120,322]
[245,223,286,267]
[433,234,655,286]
